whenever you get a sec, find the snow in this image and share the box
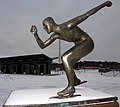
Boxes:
[5,87,115,106]
[0,70,120,107]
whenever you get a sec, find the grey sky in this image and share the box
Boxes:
[0,0,120,62]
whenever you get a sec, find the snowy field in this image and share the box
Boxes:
[0,70,120,107]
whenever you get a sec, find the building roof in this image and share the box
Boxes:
[0,54,52,63]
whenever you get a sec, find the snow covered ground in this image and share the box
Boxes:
[0,70,120,107]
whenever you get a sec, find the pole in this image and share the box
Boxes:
[59,40,61,64]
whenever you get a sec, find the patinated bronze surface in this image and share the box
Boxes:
[30,1,112,97]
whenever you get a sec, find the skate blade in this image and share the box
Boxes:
[50,94,81,99]
[79,81,87,85]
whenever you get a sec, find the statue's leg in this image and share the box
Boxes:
[57,50,76,97]
[57,45,83,96]
[57,37,94,97]
[74,72,81,86]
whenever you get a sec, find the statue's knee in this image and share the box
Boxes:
[61,54,69,63]
[61,55,66,62]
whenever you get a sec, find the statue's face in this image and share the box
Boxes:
[43,17,55,34]
[43,21,51,34]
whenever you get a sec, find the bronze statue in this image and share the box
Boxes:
[30,1,112,97]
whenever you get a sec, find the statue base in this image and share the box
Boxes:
[3,87,119,107]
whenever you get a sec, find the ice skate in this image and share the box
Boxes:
[74,79,87,86]
[57,86,75,98]
[74,79,81,86]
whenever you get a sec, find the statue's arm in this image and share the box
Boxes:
[30,25,57,49]
[34,33,56,49]
[66,1,112,29]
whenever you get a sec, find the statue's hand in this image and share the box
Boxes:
[105,1,112,7]
[30,25,38,35]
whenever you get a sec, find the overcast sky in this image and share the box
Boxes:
[0,0,120,62]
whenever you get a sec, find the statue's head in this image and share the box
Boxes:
[42,17,55,34]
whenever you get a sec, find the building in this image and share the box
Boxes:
[52,61,120,71]
[0,54,52,75]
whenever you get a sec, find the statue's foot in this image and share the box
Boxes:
[74,79,81,86]
[57,86,75,97]
[105,1,112,7]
